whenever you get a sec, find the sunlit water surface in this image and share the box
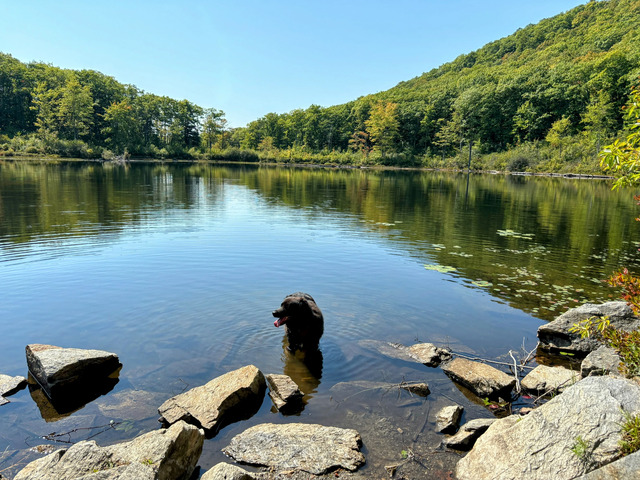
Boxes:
[1,162,638,477]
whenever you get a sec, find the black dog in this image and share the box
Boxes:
[272,292,324,351]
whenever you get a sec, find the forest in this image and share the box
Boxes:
[1,0,640,172]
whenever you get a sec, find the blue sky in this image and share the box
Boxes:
[2,1,586,127]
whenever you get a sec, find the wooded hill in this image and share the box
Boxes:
[1,0,640,172]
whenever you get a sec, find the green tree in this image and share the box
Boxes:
[365,102,399,155]
[57,75,94,140]
[201,108,227,152]
[102,100,138,154]
[30,81,60,141]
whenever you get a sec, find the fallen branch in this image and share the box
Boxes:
[39,421,121,445]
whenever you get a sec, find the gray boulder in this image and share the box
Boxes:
[577,450,640,479]
[223,423,365,475]
[441,357,515,397]
[265,374,303,412]
[456,376,640,480]
[14,420,204,480]
[581,346,622,377]
[443,418,495,450]
[521,365,579,393]
[25,344,120,399]
[201,463,259,480]
[0,373,27,405]
[435,405,463,433]
[158,365,265,434]
[407,343,452,367]
[538,302,640,354]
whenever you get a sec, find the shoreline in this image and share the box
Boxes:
[1,155,615,181]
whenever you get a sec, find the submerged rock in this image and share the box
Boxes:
[538,302,640,354]
[357,340,451,366]
[223,423,365,475]
[400,382,430,397]
[266,374,303,412]
[581,345,622,377]
[158,365,265,434]
[14,420,204,480]
[435,405,463,433]
[443,418,495,450]
[456,376,640,480]
[441,357,515,398]
[521,365,579,393]
[25,344,121,400]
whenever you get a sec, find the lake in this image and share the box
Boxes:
[0,161,638,477]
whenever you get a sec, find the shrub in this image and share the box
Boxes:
[507,156,530,172]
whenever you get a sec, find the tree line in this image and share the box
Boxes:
[1,0,640,172]
[0,54,228,159]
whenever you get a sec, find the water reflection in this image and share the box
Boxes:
[1,161,638,321]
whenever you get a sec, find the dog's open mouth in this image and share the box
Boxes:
[273,316,288,327]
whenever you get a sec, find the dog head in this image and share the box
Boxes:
[272,294,314,328]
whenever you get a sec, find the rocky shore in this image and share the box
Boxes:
[1,301,639,479]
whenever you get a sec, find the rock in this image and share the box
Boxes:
[201,463,260,480]
[357,340,451,366]
[25,344,121,400]
[456,376,640,480]
[521,365,579,393]
[0,373,27,405]
[577,449,640,479]
[14,420,204,480]
[265,374,303,412]
[538,302,640,354]
[581,346,622,377]
[443,418,495,450]
[407,343,452,367]
[223,423,365,475]
[0,374,27,397]
[400,382,430,397]
[158,365,266,434]
[441,357,515,398]
[435,405,463,433]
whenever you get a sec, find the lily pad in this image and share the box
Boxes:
[471,280,492,287]
[424,264,457,273]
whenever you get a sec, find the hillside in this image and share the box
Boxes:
[1,0,640,171]
[236,0,640,170]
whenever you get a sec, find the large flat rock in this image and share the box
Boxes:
[26,344,120,399]
[158,365,265,434]
[538,302,640,354]
[441,357,515,398]
[14,420,204,480]
[456,376,640,480]
[223,423,365,475]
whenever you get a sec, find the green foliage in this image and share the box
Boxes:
[600,84,640,188]
[570,436,592,463]
[620,411,640,456]
[570,315,640,377]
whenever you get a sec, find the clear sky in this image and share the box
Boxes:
[2,0,587,128]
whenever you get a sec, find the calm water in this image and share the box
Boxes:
[0,161,639,477]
